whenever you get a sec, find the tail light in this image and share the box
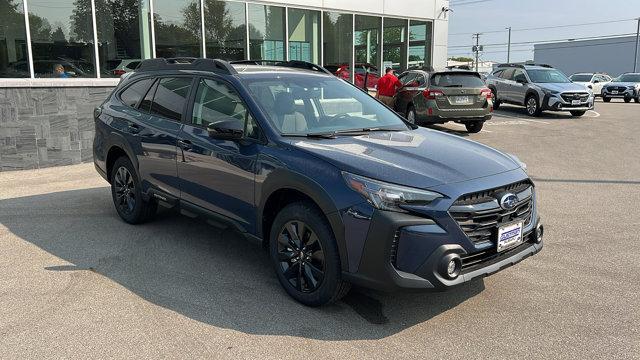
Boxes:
[113,69,126,76]
[480,88,492,99]
[423,89,444,100]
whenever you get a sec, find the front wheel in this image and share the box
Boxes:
[603,96,611,103]
[635,95,640,103]
[269,202,350,307]
[491,88,500,110]
[624,97,631,103]
[465,121,484,133]
[525,95,542,117]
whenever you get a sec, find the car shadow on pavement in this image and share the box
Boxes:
[1,187,484,341]
[494,105,576,120]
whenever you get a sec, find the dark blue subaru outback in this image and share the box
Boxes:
[93,58,543,306]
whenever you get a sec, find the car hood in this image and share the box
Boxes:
[287,128,521,190]
[537,82,589,92]
[606,82,639,87]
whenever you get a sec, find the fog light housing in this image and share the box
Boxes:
[440,254,462,280]
[535,223,544,243]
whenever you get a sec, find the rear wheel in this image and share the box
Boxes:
[406,105,417,124]
[525,95,542,117]
[570,110,586,117]
[603,96,611,103]
[465,121,484,133]
[491,88,500,110]
[110,156,157,224]
[269,202,350,307]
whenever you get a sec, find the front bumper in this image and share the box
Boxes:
[342,208,543,292]
[602,89,637,98]
[542,93,594,112]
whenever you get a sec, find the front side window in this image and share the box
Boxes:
[192,78,259,139]
[513,69,527,83]
[149,77,193,121]
[617,74,640,82]
[120,78,155,107]
[245,76,410,135]
[569,74,593,82]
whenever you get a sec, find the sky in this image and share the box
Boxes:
[447,0,640,63]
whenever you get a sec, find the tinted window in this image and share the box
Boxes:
[120,79,154,107]
[149,77,193,121]
[192,78,259,139]
[513,69,527,83]
[416,74,426,86]
[399,72,417,85]
[492,69,504,78]
[139,80,158,112]
[618,74,640,82]
[527,69,570,83]
[501,68,515,80]
[431,73,485,87]
[570,74,593,82]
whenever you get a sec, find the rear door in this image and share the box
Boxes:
[498,68,515,101]
[511,69,529,104]
[177,76,261,233]
[134,76,193,198]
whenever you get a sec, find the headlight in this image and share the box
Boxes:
[507,153,527,172]
[342,172,443,212]
[542,88,560,96]
[628,86,635,90]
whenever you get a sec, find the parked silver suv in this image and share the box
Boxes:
[601,73,640,103]
[486,64,594,117]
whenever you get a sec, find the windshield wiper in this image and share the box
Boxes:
[281,132,338,139]
[281,127,405,139]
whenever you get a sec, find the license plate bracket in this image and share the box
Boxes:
[453,96,472,105]
[571,99,581,105]
[497,221,524,252]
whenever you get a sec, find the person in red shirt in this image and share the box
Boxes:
[376,67,403,108]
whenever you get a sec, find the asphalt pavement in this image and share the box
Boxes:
[1,99,638,359]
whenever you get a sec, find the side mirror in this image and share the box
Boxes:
[516,78,527,84]
[206,118,244,140]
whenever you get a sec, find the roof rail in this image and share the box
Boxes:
[136,58,238,75]
[230,59,333,75]
[523,62,553,68]
[496,63,525,69]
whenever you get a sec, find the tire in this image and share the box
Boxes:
[624,97,631,103]
[635,95,640,103]
[269,202,350,306]
[110,156,157,224]
[491,88,500,110]
[603,96,611,103]
[525,95,542,117]
[406,105,417,124]
[570,110,586,117]
[465,121,484,133]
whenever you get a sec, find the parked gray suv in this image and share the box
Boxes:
[486,64,594,117]
[601,73,640,103]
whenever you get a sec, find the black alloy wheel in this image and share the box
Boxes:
[276,220,325,293]
[624,96,631,103]
[603,96,611,102]
[114,165,136,216]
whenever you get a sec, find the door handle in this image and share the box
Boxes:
[127,123,141,134]
[178,139,192,150]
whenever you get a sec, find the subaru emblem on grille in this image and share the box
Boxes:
[500,193,518,210]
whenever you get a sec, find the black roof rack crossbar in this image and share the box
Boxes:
[497,62,553,69]
[230,59,333,75]
[136,58,238,75]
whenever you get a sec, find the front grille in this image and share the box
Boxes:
[461,232,534,272]
[560,92,590,102]
[607,86,627,92]
[390,230,400,266]
[449,180,534,246]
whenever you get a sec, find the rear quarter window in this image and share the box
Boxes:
[431,73,485,87]
[119,78,154,107]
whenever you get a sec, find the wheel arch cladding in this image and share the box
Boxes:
[258,171,350,271]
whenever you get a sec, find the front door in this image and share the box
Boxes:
[177,77,261,233]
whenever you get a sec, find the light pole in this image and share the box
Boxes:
[473,33,481,72]
[506,27,512,63]
[634,18,639,72]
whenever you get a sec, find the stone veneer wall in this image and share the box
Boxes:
[0,86,114,171]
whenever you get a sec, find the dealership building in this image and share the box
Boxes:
[0,0,449,171]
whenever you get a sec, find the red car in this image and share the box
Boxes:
[325,63,380,90]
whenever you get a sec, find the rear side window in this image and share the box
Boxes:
[148,77,193,121]
[501,68,515,80]
[431,73,485,87]
[119,78,154,107]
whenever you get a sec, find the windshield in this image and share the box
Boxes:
[244,76,410,136]
[527,69,571,83]
[617,74,640,82]
[431,73,485,87]
[569,74,593,82]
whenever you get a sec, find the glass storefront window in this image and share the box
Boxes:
[154,0,202,58]
[287,8,320,64]
[409,20,432,69]
[96,0,151,78]
[28,0,96,78]
[204,0,246,60]
[355,15,381,72]
[248,4,285,61]
[1,0,30,78]
[322,12,352,82]
[383,18,407,73]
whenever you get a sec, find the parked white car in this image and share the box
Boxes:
[569,73,612,97]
